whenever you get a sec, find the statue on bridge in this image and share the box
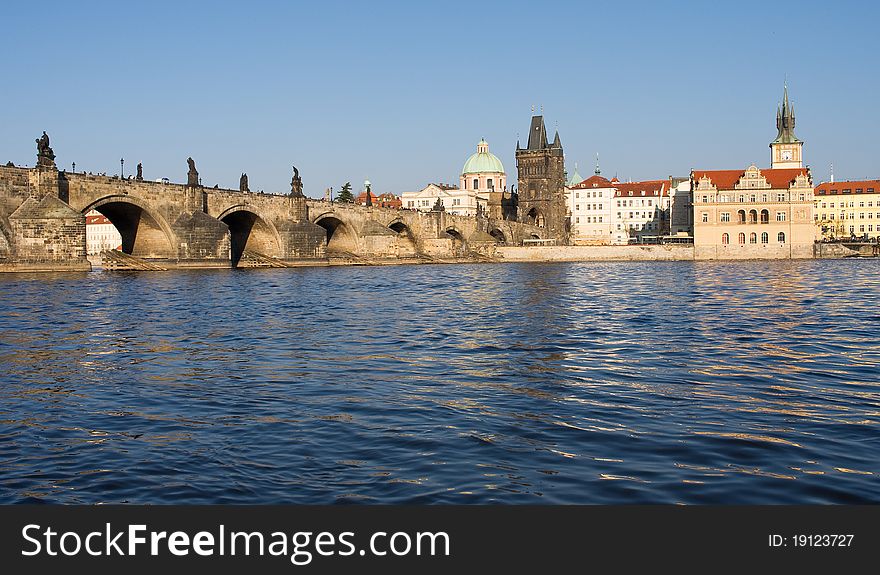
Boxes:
[290,165,304,197]
[240,173,249,192]
[365,182,372,207]
[136,162,143,181]
[432,196,445,212]
[35,131,55,167]
[187,157,199,187]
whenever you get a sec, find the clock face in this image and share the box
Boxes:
[781,149,792,161]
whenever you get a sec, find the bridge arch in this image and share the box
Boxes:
[313,212,359,254]
[82,195,176,259]
[489,228,507,244]
[388,219,418,256]
[217,205,283,267]
[445,227,466,255]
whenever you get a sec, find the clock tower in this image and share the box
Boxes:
[770,85,803,169]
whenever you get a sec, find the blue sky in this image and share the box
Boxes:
[1,0,877,196]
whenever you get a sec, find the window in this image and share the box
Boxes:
[761,232,768,244]
[776,212,786,221]
[777,193,786,202]
[749,232,757,244]
[575,217,580,223]
[702,195,708,203]
[860,213,866,219]
[721,212,730,222]
[598,216,603,223]
[860,225,865,232]
[648,199,653,206]
[701,212,708,223]
[738,232,745,245]
[778,232,785,243]
[722,233,729,245]
[576,193,580,198]
[473,178,478,190]
[487,178,493,190]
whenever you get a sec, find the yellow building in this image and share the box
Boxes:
[814,179,880,240]
[692,87,816,259]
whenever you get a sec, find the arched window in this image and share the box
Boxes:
[778,232,786,243]
[737,210,746,224]
[748,209,758,223]
[722,233,729,245]
[761,232,768,244]
[473,178,479,190]
[749,232,757,244]
[738,232,746,245]
[760,209,769,224]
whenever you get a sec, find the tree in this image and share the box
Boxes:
[337,182,353,203]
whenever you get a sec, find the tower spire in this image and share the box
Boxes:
[595,152,601,175]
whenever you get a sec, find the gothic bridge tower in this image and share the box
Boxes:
[515,114,568,243]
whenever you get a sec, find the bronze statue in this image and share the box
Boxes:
[35,131,55,167]
[240,173,249,192]
[186,157,199,187]
[136,162,143,181]
[365,183,372,207]
[432,196,445,212]
[290,165,303,197]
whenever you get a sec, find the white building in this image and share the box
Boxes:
[611,180,671,243]
[85,210,122,255]
[567,174,617,244]
[401,138,506,217]
[401,183,481,215]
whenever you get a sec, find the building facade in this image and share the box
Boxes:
[814,179,880,240]
[568,174,615,244]
[85,210,122,255]
[692,88,815,259]
[516,115,568,243]
[401,183,483,216]
[611,180,671,244]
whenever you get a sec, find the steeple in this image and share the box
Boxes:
[773,84,799,144]
[770,84,804,169]
[552,130,561,148]
[594,153,601,175]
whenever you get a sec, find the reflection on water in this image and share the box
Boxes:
[0,259,879,504]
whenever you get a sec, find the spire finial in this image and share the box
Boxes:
[595,152,601,175]
[531,104,535,113]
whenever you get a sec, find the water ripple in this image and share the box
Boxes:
[1,259,879,503]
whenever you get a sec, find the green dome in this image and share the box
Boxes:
[462,139,505,175]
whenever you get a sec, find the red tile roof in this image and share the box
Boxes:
[815,179,880,195]
[612,179,669,198]
[85,214,112,225]
[692,168,807,190]
[571,175,613,189]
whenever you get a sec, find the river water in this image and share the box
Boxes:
[1,260,878,504]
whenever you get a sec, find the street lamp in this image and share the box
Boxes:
[120,158,124,179]
[71,161,76,173]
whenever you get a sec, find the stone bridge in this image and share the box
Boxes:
[0,149,546,272]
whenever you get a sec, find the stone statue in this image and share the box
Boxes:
[240,173,249,192]
[365,183,372,207]
[432,196,445,212]
[290,165,303,197]
[187,157,199,187]
[136,162,143,181]
[35,131,55,167]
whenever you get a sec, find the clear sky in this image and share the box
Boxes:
[1,0,877,196]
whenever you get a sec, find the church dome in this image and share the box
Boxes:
[462,139,505,175]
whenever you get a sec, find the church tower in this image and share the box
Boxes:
[770,86,803,169]
[516,114,568,243]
